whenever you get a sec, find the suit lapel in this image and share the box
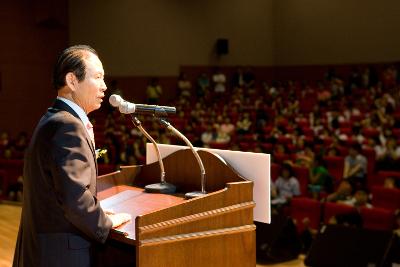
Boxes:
[50,99,97,166]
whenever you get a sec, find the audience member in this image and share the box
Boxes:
[196,73,210,97]
[327,180,353,202]
[201,125,215,147]
[7,175,23,202]
[212,68,226,94]
[376,136,400,170]
[343,143,368,188]
[295,144,315,168]
[271,163,301,205]
[341,190,372,209]
[177,71,192,98]
[232,67,245,89]
[243,67,256,89]
[236,113,252,135]
[146,77,162,104]
[383,177,398,189]
[308,156,333,199]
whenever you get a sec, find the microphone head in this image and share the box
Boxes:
[119,102,136,114]
[109,94,122,107]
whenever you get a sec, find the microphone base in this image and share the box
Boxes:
[144,182,176,194]
[185,191,207,199]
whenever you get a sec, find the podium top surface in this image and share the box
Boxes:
[98,185,185,241]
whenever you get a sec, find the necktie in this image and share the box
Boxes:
[86,121,95,147]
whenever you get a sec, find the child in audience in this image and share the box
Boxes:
[341,190,372,209]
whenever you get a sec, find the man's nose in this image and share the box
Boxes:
[101,80,107,91]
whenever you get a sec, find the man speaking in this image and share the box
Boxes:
[13,45,130,267]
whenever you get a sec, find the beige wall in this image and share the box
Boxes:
[274,0,400,65]
[69,0,400,74]
[68,0,275,76]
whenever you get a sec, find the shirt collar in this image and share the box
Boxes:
[56,96,91,127]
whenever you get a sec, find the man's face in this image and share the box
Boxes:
[72,52,107,114]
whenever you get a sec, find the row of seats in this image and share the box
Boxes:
[271,151,398,191]
[0,159,23,199]
[290,197,397,233]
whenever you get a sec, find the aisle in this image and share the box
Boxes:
[0,203,21,267]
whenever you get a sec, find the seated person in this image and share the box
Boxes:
[196,73,210,97]
[308,156,333,199]
[236,113,252,135]
[177,72,192,98]
[8,175,23,202]
[376,137,400,171]
[326,180,353,203]
[341,190,372,209]
[212,68,226,93]
[383,177,398,189]
[295,144,315,168]
[271,163,300,205]
[343,143,367,188]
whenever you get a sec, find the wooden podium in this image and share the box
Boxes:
[97,149,256,267]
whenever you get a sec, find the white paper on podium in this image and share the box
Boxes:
[146,143,270,224]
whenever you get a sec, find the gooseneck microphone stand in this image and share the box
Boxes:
[129,115,176,194]
[158,118,207,199]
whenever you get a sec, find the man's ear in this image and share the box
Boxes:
[65,72,77,91]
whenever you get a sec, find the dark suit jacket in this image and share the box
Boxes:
[13,99,112,267]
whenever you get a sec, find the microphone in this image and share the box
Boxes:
[109,94,176,116]
[158,118,207,199]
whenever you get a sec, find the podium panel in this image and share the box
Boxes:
[97,149,256,267]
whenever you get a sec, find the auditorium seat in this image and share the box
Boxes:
[270,163,281,182]
[371,186,400,211]
[345,138,359,146]
[392,128,400,139]
[339,121,352,128]
[239,142,255,151]
[362,148,376,183]
[339,127,352,136]
[362,128,380,138]
[292,165,309,197]
[290,197,321,233]
[260,143,273,153]
[277,136,292,145]
[273,153,292,164]
[208,142,230,150]
[302,128,314,138]
[337,147,349,157]
[0,169,6,199]
[297,119,309,128]
[323,156,344,184]
[323,202,356,224]
[0,159,24,195]
[322,137,334,146]
[360,207,394,231]
[376,170,400,186]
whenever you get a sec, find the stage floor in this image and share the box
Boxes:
[0,203,305,267]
